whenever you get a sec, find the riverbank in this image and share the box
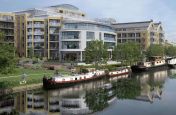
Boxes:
[0,83,43,96]
[0,68,54,88]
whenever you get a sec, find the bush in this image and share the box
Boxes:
[80,68,89,73]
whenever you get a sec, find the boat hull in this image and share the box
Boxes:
[43,74,105,90]
[168,64,176,68]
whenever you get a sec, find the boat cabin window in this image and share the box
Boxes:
[75,78,77,80]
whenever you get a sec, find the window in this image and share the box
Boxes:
[122,33,127,38]
[136,33,141,37]
[86,32,95,40]
[62,41,79,49]
[62,31,79,39]
[104,33,115,41]
[128,33,135,37]
[117,34,121,38]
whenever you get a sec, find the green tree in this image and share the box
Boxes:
[113,42,143,66]
[28,47,34,58]
[84,40,108,68]
[0,32,17,74]
[0,32,5,42]
[146,44,165,58]
[165,45,176,57]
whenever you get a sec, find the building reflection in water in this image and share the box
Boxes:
[135,70,168,103]
[0,70,169,115]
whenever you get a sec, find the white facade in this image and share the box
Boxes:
[60,20,117,62]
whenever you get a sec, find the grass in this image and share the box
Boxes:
[0,67,55,88]
[0,67,73,88]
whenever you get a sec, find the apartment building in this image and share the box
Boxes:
[13,4,116,61]
[0,4,166,61]
[112,20,165,50]
[0,12,16,46]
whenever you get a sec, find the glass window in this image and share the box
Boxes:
[62,31,79,39]
[62,41,79,49]
[86,32,95,40]
[104,33,115,41]
[63,23,115,32]
[136,33,141,37]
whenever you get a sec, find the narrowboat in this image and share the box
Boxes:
[131,56,167,72]
[106,67,130,77]
[167,57,176,68]
[43,68,130,89]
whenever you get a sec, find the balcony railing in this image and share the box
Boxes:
[62,35,79,39]
[34,39,44,42]
[49,31,59,34]
[104,37,116,41]
[0,26,14,29]
[28,39,32,42]
[33,24,44,28]
[27,32,33,35]
[49,22,61,26]
[5,33,14,36]
[0,18,14,22]
[34,32,44,35]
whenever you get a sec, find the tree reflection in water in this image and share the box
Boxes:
[112,78,141,99]
[85,70,168,112]
[85,77,141,112]
[85,88,108,112]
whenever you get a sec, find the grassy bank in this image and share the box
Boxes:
[0,68,55,88]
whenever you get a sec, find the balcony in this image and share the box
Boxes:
[34,31,44,35]
[104,37,116,42]
[27,32,33,35]
[34,39,44,42]
[49,31,59,34]
[27,24,32,28]
[0,18,14,22]
[27,39,32,42]
[0,25,14,29]
[62,35,79,40]
[5,33,14,36]
[49,22,61,26]
[33,24,44,28]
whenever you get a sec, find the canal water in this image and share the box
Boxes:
[1,69,176,115]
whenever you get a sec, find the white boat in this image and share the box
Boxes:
[167,57,176,68]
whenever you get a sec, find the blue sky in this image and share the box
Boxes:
[0,0,176,42]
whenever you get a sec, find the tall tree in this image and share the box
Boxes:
[113,42,143,66]
[84,40,108,68]
[146,44,165,58]
[165,45,176,57]
[0,32,17,74]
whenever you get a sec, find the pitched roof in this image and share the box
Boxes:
[112,20,153,28]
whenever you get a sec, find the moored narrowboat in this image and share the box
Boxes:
[167,57,176,68]
[43,68,130,90]
[131,56,167,72]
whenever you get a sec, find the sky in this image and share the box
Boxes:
[0,0,176,42]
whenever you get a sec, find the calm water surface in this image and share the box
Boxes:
[0,69,176,115]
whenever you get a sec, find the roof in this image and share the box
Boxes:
[49,4,79,11]
[112,20,153,28]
